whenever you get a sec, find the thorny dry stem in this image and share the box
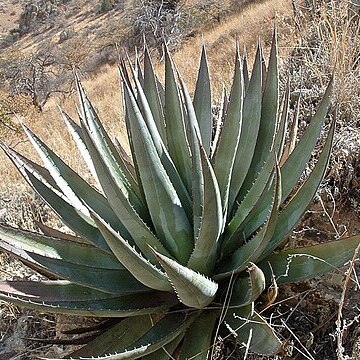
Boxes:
[316,192,341,239]
[280,319,314,360]
[335,243,360,360]
[210,272,236,359]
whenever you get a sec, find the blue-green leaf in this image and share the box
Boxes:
[123,77,193,265]
[281,78,333,200]
[0,281,177,317]
[274,77,290,160]
[193,44,212,156]
[126,62,191,216]
[187,139,223,275]
[213,48,243,214]
[92,212,172,292]
[79,107,167,263]
[259,234,360,284]
[164,47,192,192]
[0,223,121,269]
[63,311,199,360]
[143,45,167,143]
[264,119,335,256]
[154,250,218,309]
[222,154,275,257]
[229,263,266,307]
[178,310,219,360]
[76,77,145,212]
[60,108,100,185]
[228,43,262,212]
[22,123,132,242]
[237,32,278,203]
[1,147,109,250]
[142,334,184,360]
[216,164,280,278]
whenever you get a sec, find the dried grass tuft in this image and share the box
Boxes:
[283,0,360,211]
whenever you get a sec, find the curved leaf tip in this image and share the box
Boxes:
[152,248,218,309]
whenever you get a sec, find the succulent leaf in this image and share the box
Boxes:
[0,224,122,269]
[213,48,243,215]
[67,315,155,357]
[0,141,59,190]
[142,334,184,360]
[134,48,144,85]
[76,77,145,211]
[143,45,167,143]
[124,63,192,216]
[35,221,91,245]
[242,52,250,88]
[0,237,58,279]
[187,138,223,275]
[228,43,262,211]
[22,122,132,242]
[259,234,360,284]
[60,108,100,185]
[0,281,176,317]
[27,255,149,294]
[79,108,168,260]
[178,310,219,360]
[215,164,281,278]
[2,152,109,250]
[179,74,203,240]
[228,263,266,307]
[113,137,137,180]
[280,78,333,201]
[193,44,212,156]
[264,118,335,256]
[63,311,199,360]
[164,47,192,192]
[92,212,172,291]
[22,123,90,218]
[123,78,193,264]
[274,77,291,159]
[223,153,275,256]
[154,250,218,309]
[238,32,278,203]
[0,227,148,294]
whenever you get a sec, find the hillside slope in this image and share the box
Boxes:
[0,0,22,36]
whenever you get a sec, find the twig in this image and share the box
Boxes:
[210,272,235,359]
[316,193,340,238]
[280,319,315,360]
[243,328,252,360]
[335,243,360,360]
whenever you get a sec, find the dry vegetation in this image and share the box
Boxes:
[0,0,360,358]
[0,0,295,195]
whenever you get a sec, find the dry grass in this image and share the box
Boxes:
[283,0,360,210]
[0,64,127,191]
[0,0,295,194]
[289,0,360,121]
[157,0,295,97]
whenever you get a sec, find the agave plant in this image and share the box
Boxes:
[0,34,359,359]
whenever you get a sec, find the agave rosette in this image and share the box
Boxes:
[0,34,359,359]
